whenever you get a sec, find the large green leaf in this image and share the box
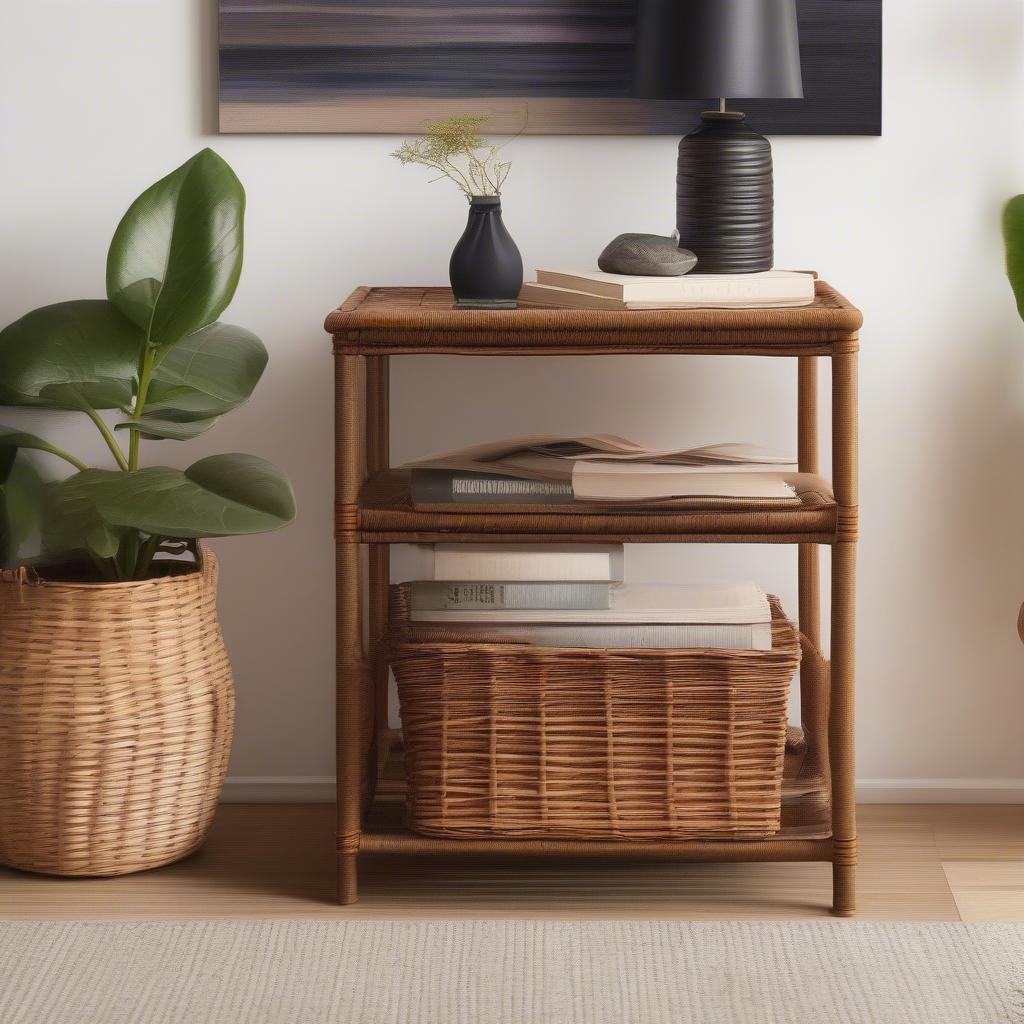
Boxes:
[1004,195,1024,321]
[0,300,142,409]
[44,454,294,545]
[106,149,245,350]
[143,322,268,422]
[1,458,44,566]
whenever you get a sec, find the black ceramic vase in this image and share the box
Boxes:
[676,112,774,274]
[449,196,523,308]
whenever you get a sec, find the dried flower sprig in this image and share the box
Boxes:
[392,115,514,199]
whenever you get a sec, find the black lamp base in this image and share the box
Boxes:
[676,111,774,274]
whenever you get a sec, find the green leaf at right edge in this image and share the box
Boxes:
[0,300,142,409]
[1004,195,1024,321]
[106,149,245,351]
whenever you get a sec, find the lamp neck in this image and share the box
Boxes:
[706,98,748,120]
[699,109,746,123]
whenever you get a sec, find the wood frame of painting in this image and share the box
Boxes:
[219,0,881,136]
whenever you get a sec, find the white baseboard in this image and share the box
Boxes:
[221,777,1024,805]
[854,779,1024,803]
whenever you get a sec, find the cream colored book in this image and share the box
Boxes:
[531,269,816,306]
[570,464,796,502]
[518,283,631,310]
[409,620,773,650]
[399,543,625,583]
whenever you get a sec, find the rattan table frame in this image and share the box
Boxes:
[329,283,860,914]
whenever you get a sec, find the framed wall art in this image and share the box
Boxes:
[219,0,881,135]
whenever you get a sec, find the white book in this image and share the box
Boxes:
[410,621,773,651]
[409,581,770,625]
[400,543,625,583]
[570,464,796,502]
[532,269,816,306]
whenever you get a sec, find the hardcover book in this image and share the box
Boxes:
[518,270,816,310]
[408,620,772,651]
[408,581,771,625]
[399,543,626,583]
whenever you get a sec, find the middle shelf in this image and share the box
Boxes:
[354,470,844,545]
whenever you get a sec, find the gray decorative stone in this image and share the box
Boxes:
[597,233,697,276]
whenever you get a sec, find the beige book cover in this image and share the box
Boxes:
[533,269,816,304]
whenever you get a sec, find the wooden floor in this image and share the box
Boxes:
[1,804,1022,921]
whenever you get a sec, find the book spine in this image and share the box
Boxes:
[409,581,612,611]
[432,547,624,582]
[410,622,772,650]
[410,470,574,505]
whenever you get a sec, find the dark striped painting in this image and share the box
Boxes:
[219,1,881,135]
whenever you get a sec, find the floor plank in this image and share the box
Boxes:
[942,860,1024,922]
[0,804,1013,922]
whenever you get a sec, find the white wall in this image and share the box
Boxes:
[4,0,1024,800]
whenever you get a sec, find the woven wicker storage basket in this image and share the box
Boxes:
[0,550,234,876]
[389,585,800,841]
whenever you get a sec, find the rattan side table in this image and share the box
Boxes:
[327,283,861,914]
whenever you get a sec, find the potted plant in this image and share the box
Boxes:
[393,115,523,308]
[0,149,294,876]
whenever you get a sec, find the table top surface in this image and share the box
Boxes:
[326,282,862,357]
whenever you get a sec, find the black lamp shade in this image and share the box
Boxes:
[633,0,803,101]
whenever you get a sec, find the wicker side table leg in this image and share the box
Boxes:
[337,533,364,904]
[830,540,858,916]
[365,356,390,807]
[336,353,368,905]
[829,346,858,916]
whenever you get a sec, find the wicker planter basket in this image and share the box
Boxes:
[0,550,234,876]
[389,584,800,841]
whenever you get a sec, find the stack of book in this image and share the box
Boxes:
[517,269,816,311]
[406,434,798,505]
[403,543,773,651]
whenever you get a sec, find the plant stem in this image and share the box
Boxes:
[88,551,117,582]
[133,534,162,580]
[82,407,130,472]
[129,346,157,471]
[117,532,141,580]
[43,444,89,473]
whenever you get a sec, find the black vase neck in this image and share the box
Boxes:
[468,195,502,210]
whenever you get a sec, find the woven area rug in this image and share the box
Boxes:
[1,920,1022,1023]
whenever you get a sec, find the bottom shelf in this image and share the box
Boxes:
[362,727,833,861]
